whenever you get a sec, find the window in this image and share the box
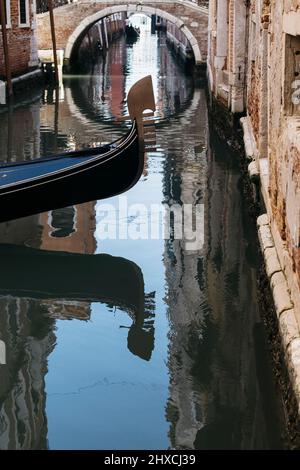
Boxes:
[0,0,11,27]
[284,34,300,116]
[1,1,7,23]
[19,0,29,27]
[250,19,257,61]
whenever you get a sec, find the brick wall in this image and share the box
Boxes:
[268,1,300,288]
[246,1,261,141]
[208,0,300,303]
[247,61,260,144]
[0,0,37,78]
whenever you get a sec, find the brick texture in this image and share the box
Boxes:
[268,1,300,289]
[0,0,36,78]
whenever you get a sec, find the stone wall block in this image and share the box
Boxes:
[279,308,300,349]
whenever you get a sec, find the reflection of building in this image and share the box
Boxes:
[0,243,153,448]
[109,39,127,119]
[157,32,194,117]
[164,122,284,449]
[189,135,283,450]
[0,252,154,448]
[0,296,55,449]
[166,22,193,64]
[38,201,97,321]
[39,202,96,254]
[0,201,97,255]
[0,99,41,162]
[162,85,208,449]
[38,201,97,320]
[0,214,41,247]
[76,14,126,73]
[162,75,283,448]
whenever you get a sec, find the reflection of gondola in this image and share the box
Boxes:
[125,25,140,42]
[0,76,155,223]
[127,290,155,361]
[0,244,155,360]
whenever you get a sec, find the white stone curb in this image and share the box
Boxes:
[248,160,259,181]
[257,214,300,414]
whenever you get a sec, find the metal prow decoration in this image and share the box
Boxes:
[120,75,157,152]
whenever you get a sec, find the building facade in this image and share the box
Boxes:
[208,0,300,409]
[0,0,39,79]
[208,1,300,315]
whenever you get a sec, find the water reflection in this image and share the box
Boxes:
[0,294,54,449]
[0,340,5,365]
[0,243,155,449]
[164,125,284,449]
[0,27,286,449]
[0,242,154,346]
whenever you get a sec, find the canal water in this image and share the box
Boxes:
[0,26,287,449]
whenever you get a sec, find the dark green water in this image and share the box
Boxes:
[0,29,287,449]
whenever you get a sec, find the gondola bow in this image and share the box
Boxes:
[0,75,156,223]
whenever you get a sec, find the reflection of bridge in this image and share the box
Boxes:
[37,0,209,69]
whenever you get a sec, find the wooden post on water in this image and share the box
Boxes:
[0,0,13,97]
[48,0,59,84]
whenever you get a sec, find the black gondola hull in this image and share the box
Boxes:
[0,75,156,223]
[0,125,141,223]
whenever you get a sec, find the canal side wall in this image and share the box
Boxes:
[207,90,300,435]
[207,0,300,415]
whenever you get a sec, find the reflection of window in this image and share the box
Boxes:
[0,0,11,27]
[49,207,76,238]
[284,34,300,116]
[19,0,29,26]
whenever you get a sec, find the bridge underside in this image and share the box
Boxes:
[37,1,208,70]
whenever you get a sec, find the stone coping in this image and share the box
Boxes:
[258,214,300,415]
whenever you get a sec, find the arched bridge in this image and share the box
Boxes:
[37,0,209,70]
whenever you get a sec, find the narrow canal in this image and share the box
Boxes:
[0,19,287,449]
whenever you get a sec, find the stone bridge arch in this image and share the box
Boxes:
[37,1,208,69]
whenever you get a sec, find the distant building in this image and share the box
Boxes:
[0,0,39,80]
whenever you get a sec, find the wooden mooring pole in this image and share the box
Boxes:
[0,0,13,98]
[48,0,59,84]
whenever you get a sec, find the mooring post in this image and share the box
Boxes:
[48,0,59,85]
[0,0,13,98]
